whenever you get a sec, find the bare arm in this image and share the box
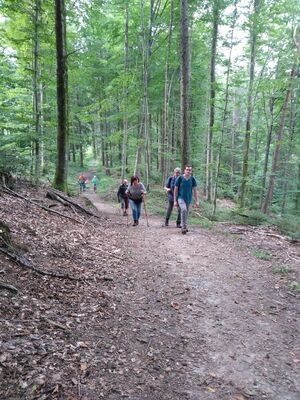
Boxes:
[193,187,199,207]
[174,186,178,206]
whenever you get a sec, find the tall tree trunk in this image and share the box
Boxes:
[121,1,129,180]
[79,122,84,168]
[261,65,296,214]
[238,0,260,208]
[281,88,297,214]
[230,95,238,192]
[162,0,174,183]
[134,0,156,187]
[260,92,276,209]
[134,116,143,177]
[76,91,84,168]
[104,118,109,171]
[180,0,189,170]
[32,0,42,185]
[156,111,160,171]
[134,0,147,180]
[213,0,237,215]
[206,1,219,202]
[160,107,164,173]
[92,123,97,159]
[53,0,69,192]
[295,163,300,214]
[71,143,76,163]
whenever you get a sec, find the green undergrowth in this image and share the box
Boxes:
[272,266,293,274]
[271,215,300,240]
[289,281,300,293]
[251,249,272,261]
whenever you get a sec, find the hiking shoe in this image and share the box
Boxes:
[132,221,137,226]
[176,224,181,228]
[165,219,169,227]
[181,228,187,234]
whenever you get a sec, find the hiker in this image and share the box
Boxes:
[126,175,146,226]
[117,179,129,216]
[174,165,199,234]
[164,167,181,227]
[91,176,99,193]
[78,174,86,193]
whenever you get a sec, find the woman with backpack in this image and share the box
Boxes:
[126,176,146,226]
[78,174,86,193]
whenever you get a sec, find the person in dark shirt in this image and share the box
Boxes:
[117,179,129,216]
[164,167,181,227]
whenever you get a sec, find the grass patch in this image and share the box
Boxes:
[229,209,270,226]
[143,186,166,217]
[272,266,293,274]
[251,249,272,261]
[189,215,214,229]
[98,175,119,200]
[271,215,300,240]
[289,281,300,293]
[84,198,97,209]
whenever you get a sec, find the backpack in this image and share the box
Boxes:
[119,184,127,197]
[166,176,176,193]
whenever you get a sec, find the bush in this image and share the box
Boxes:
[273,215,300,240]
[247,210,269,226]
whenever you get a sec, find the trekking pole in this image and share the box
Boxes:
[125,196,129,227]
[143,197,150,227]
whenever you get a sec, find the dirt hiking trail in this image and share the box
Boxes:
[82,192,299,400]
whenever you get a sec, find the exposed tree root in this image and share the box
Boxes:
[0,247,79,281]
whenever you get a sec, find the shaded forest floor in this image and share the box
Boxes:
[0,181,299,400]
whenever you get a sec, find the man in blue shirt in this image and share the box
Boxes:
[174,165,199,234]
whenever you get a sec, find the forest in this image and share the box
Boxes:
[0,0,299,233]
[1,2,300,398]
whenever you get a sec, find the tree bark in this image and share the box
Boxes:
[261,65,296,214]
[121,1,129,180]
[53,0,69,192]
[206,1,219,202]
[260,91,276,209]
[162,0,174,183]
[281,86,297,214]
[180,0,189,170]
[295,163,300,214]
[32,0,42,185]
[238,0,260,208]
[213,0,237,215]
